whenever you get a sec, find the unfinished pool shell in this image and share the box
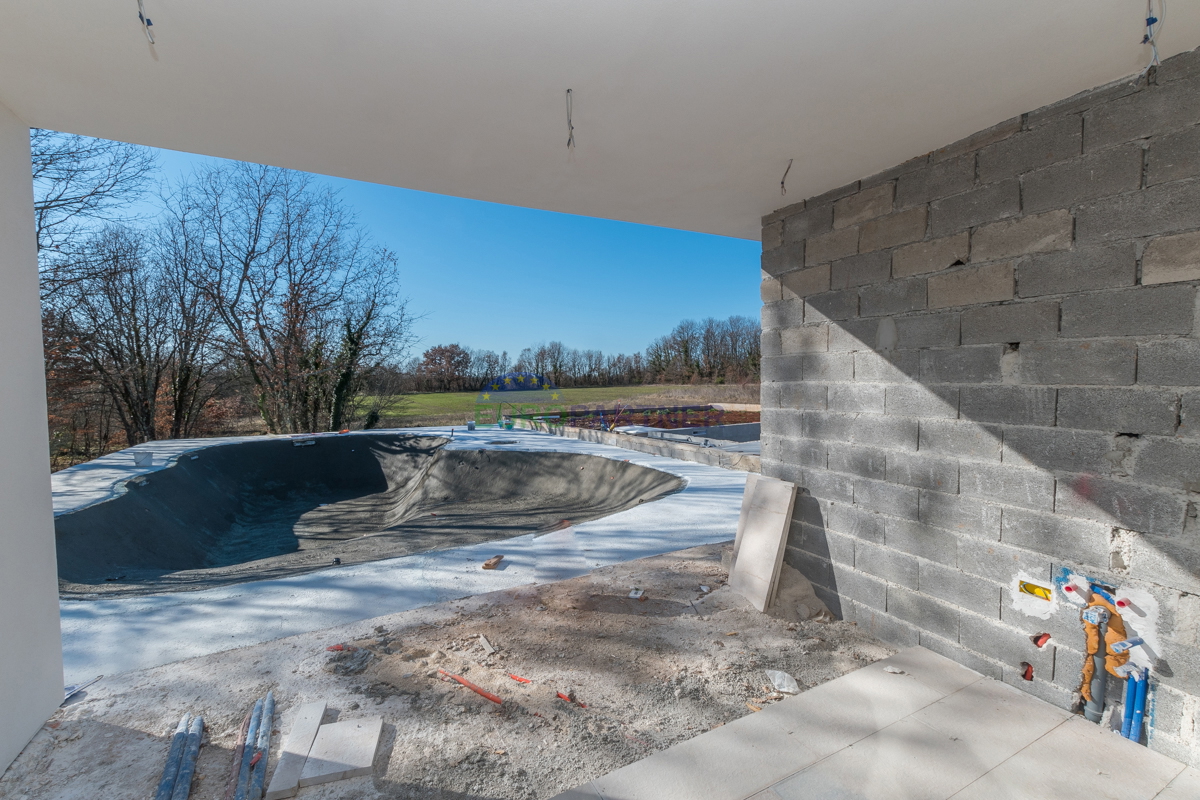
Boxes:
[55,433,684,597]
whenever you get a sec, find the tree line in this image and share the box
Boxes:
[406,315,760,393]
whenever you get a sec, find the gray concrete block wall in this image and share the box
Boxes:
[760,48,1200,767]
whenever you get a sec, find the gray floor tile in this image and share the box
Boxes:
[772,717,993,800]
[949,716,1184,800]
[1153,765,1200,799]
[875,647,984,696]
[549,784,604,800]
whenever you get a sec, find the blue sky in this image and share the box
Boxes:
[141,147,761,360]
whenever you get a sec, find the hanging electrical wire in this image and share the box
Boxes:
[1134,0,1165,84]
[137,0,155,44]
[780,159,793,196]
[566,89,575,151]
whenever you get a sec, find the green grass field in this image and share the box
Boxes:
[377,385,669,420]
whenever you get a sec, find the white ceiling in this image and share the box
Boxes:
[1,1,1197,240]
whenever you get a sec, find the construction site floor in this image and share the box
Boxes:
[554,646,1200,800]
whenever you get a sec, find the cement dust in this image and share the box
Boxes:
[2,542,891,800]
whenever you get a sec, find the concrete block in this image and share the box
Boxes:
[761,298,804,330]
[1120,531,1200,595]
[763,409,803,441]
[804,288,858,321]
[761,241,804,277]
[920,345,1005,383]
[892,312,960,349]
[1020,144,1144,214]
[859,278,927,317]
[802,411,855,442]
[919,561,1003,618]
[849,414,920,451]
[779,382,827,410]
[1129,438,1200,492]
[811,181,862,207]
[830,251,891,290]
[827,317,879,352]
[1066,286,1197,337]
[1137,338,1200,388]
[971,211,1074,263]
[930,180,1020,236]
[893,232,970,279]
[927,263,1014,309]
[764,201,803,228]
[886,451,959,492]
[918,489,1002,540]
[1085,78,1200,152]
[760,277,782,303]
[779,436,827,468]
[855,478,920,520]
[1017,243,1137,298]
[884,385,959,419]
[918,419,1002,461]
[960,301,1059,345]
[800,352,854,382]
[1057,387,1179,436]
[827,383,885,414]
[1143,230,1200,285]
[853,605,920,644]
[887,586,960,640]
[932,116,1021,163]
[977,116,1082,184]
[958,536,1052,584]
[834,183,894,229]
[1183,391,1200,439]
[805,227,858,266]
[763,221,783,252]
[862,155,930,190]
[778,265,830,298]
[959,618,1056,676]
[885,517,959,565]
[959,386,1057,426]
[1055,475,1186,537]
[960,462,1055,511]
[854,349,920,383]
[1001,426,1112,475]
[828,444,888,481]
[832,564,889,611]
[1076,179,1200,243]
[1016,340,1136,386]
[1000,507,1110,565]
[761,329,782,358]
[859,207,928,252]
[828,503,887,544]
[1147,123,1200,186]
[916,632,1004,680]
[780,325,828,355]
[855,541,919,589]
[299,717,383,787]
[762,354,804,383]
[787,527,855,567]
[783,204,833,243]
[265,701,327,800]
[896,155,974,209]
[787,547,836,593]
[792,492,834,528]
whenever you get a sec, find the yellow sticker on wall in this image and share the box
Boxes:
[1019,581,1052,601]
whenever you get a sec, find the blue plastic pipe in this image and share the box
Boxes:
[234,698,264,800]
[247,691,275,800]
[170,715,205,800]
[1129,668,1150,743]
[154,714,191,800]
[1121,674,1137,738]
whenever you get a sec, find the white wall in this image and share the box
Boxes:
[0,101,62,772]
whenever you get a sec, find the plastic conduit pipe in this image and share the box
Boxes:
[1083,606,1110,723]
[1129,669,1150,743]
[247,691,275,800]
[233,698,263,800]
[1121,674,1137,739]
[170,715,205,800]
[154,714,191,800]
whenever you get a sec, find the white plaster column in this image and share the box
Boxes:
[0,101,62,772]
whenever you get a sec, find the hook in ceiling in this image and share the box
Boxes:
[780,159,793,197]
[1134,0,1165,84]
[566,89,575,152]
[137,0,155,44]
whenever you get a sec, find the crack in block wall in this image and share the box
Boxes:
[760,48,1200,767]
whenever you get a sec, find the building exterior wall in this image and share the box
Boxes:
[760,49,1200,765]
[0,101,64,771]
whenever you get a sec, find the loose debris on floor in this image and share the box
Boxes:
[1,542,893,800]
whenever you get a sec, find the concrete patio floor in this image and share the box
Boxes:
[553,647,1200,800]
